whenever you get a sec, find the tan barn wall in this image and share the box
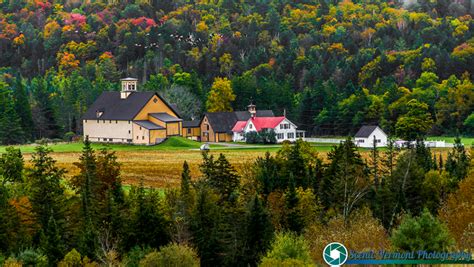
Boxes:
[200,116,215,142]
[150,129,166,143]
[166,122,181,136]
[217,133,232,142]
[83,119,133,143]
[134,95,178,120]
[183,127,201,138]
[132,122,150,144]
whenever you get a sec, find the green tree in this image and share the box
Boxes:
[203,153,240,203]
[0,81,24,144]
[395,99,433,141]
[72,138,99,257]
[139,243,199,267]
[445,137,470,182]
[391,209,454,251]
[206,77,236,112]
[260,232,313,266]
[284,176,303,233]
[27,146,67,263]
[243,195,274,266]
[12,77,34,141]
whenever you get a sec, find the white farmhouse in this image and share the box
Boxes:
[231,106,303,143]
[354,125,387,148]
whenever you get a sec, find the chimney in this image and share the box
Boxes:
[248,103,256,118]
[120,77,138,99]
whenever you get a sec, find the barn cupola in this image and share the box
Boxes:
[120,77,138,99]
[248,103,256,118]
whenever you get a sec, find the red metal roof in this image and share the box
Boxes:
[250,116,286,131]
[231,121,247,132]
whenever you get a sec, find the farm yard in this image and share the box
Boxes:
[1,137,458,188]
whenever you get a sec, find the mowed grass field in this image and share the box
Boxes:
[1,137,455,188]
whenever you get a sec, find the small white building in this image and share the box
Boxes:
[231,112,302,143]
[354,125,387,148]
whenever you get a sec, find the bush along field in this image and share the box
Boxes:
[0,138,472,265]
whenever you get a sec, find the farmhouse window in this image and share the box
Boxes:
[97,120,99,123]
[109,138,113,141]
[187,128,191,134]
[142,136,145,140]
[129,130,131,134]
[85,120,87,123]
[287,133,295,138]
[359,139,365,143]
[103,120,105,123]
[376,139,381,143]
[206,125,209,130]
[140,127,142,130]
[137,136,139,139]
[277,133,284,139]
[116,120,118,123]
[249,124,253,129]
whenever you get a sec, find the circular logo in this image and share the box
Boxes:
[323,242,348,266]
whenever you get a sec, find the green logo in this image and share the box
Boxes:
[323,242,348,266]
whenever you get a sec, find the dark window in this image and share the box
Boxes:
[142,136,145,140]
[129,130,131,134]
[187,128,191,134]
[116,120,118,124]
[85,120,87,123]
[103,120,105,123]
[288,133,295,138]
[109,138,113,141]
[140,127,142,130]
[97,120,99,123]
[153,98,158,103]
[137,136,139,139]
[206,125,209,130]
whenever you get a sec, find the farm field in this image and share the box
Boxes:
[1,137,455,188]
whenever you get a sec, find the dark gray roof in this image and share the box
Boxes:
[183,120,200,128]
[134,120,165,130]
[204,110,275,133]
[82,92,181,120]
[234,110,274,121]
[355,125,379,138]
[150,113,182,122]
[204,112,238,133]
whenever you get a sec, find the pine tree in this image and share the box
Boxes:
[0,81,25,144]
[30,77,61,138]
[370,135,380,186]
[445,137,470,181]
[242,195,274,266]
[72,138,99,257]
[206,153,240,203]
[12,77,34,141]
[27,146,66,263]
[181,161,191,197]
[284,175,303,233]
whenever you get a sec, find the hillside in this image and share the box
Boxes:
[0,0,473,145]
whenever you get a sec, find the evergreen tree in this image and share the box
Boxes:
[125,182,170,250]
[181,161,191,197]
[254,152,281,198]
[30,77,61,139]
[205,153,240,203]
[191,183,225,267]
[242,195,274,266]
[72,138,99,257]
[12,77,34,141]
[0,81,24,144]
[391,209,454,251]
[320,138,370,221]
[445,137,470,181]
[27,146,67,263]
[370,135,380,186]
[284,175,303,233]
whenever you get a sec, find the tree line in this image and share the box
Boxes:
[0,137,472,266]
[0,0,473,144]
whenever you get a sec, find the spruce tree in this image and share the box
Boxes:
[243,195,274,266]
[285,175,303,233]
[0,81,24,144]
[181,161,191,197]
[72,138,99,257]
[445,137,470,181]
[27,146,66,263]
[206,153,240,203]
[31,77,61,138]
[12,77,34,141]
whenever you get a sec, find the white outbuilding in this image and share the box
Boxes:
[354,125,387,148]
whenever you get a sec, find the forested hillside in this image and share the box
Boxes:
[0,0,473,144]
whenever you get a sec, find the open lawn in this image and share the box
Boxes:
[1,137,455,188]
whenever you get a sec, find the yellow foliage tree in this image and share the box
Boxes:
[438,171,474,249]
[304,207,390,264]
[206,77,235,112]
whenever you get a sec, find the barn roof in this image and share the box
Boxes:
[250,116,286,131]
[355,125,382,138]
[204,110,275,133]
[183,120,201,128]
[150,113,183,122]
[82,92,180,120]
[133,120,165,130]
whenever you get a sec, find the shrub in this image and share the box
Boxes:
[139,243,199,267]
[58,249,81,267]
[63,132,75,142]
[391,209,454,251]
[123,246,154,267]
[245,129,277,144]
[260,232,313,266]
[17,248,48,267]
